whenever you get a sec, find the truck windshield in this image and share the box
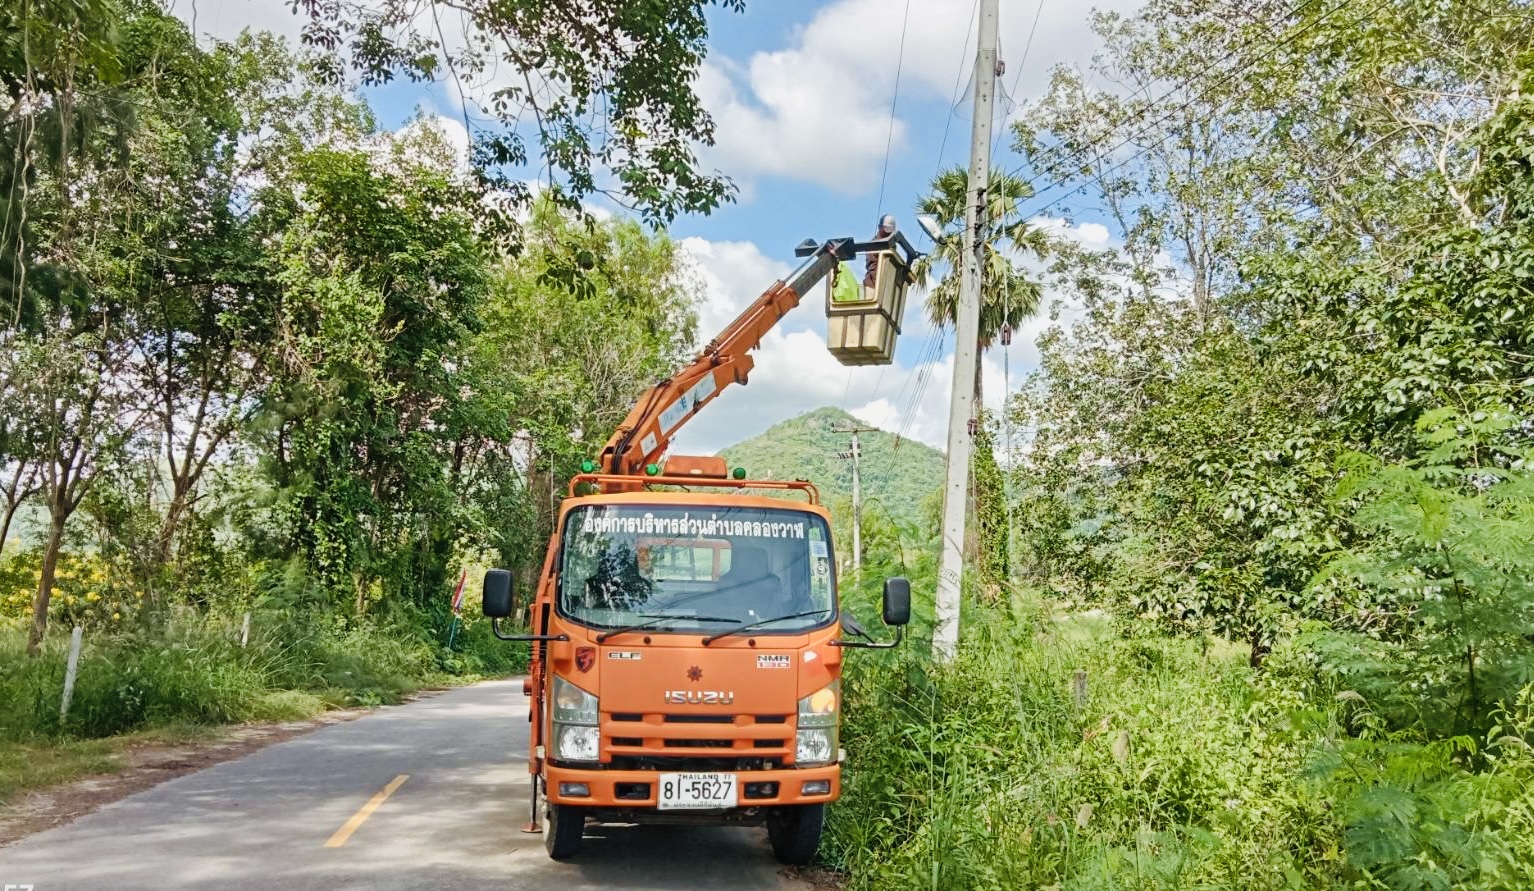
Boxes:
[558,505,836,633]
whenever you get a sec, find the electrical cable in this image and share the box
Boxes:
[883,326,947,467]
[845,0,917,420]
[875,0,915,219]
[933,0,982,181]
[1003,0,1330,207]
[866,0,978,430]
[1016,0,1369,222]
[991,0,1047,161]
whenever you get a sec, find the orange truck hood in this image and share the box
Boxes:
[551,632,842,715]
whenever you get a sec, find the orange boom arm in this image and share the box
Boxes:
[597,237,856,476]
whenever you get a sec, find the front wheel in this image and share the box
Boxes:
[766,803,824,865]
[544,801,586,860]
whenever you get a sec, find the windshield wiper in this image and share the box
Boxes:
[596,613,741,644]
[701,609,831,645]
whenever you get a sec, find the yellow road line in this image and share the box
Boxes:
[324,774,409,848]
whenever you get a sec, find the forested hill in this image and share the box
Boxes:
[716,407,944,529]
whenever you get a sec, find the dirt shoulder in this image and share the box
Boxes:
[0,690,451,848]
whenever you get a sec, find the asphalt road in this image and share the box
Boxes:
[0,680,812,891]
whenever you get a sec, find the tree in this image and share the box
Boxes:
[10,332,137,654]
[1,0,129,330]
[292,0,743,225]
[463,196,700,575]
[255,122,493,612]
[104,19,291,570]
[913,167,1049,580]
[1007,0,1534,668]
[913,167,1050,357]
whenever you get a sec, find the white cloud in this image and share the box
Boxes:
[677,237,794,335]
[166,0,305,45]
[392,114,472,174]
[699,0,1144,192]
[851,397,897,429]
[668,227,1109,456]
[695,54,901,193]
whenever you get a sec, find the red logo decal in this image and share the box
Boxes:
[687,665,703,682]
[576,647,596,673]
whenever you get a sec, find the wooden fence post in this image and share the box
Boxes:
[1071,669,1088,712]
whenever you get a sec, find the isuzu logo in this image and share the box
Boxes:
[664,690,735,705]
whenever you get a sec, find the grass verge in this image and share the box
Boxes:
[0,607,525,806]
[0,725,220,805]
[825,590,1534,890]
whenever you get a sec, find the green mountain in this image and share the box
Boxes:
[716,407,945,531]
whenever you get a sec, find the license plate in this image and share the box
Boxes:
[657,772,737,810]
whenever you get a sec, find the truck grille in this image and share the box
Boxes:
[601,711,792,768]
[608,754,781,772]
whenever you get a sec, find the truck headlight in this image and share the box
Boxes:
[555,724,600,762]
[796,727,837,765]
[796,681,839,766]
[552,675,599,762]
[553,675,599,725]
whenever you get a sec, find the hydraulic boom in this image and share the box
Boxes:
[597,237,858,476]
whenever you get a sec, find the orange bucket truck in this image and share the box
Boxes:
[481,233,919,863]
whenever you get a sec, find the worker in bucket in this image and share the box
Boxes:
[864,213,897,293]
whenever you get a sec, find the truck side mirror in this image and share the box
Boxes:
[882,577,911,626]
[483,569,515,618]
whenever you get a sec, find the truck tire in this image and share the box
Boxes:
[767,803,824,865]
[544,801,586,860]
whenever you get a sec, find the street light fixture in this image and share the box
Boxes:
[916,213,945,244]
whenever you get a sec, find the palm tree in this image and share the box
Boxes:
[913,166,1050,402]
[912,167,1049,584]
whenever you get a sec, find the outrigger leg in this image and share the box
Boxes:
[521,775,542,833]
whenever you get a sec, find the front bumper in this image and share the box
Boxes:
[544,762,840,809]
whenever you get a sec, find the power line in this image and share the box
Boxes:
[1015,0,1370,222]
[875,0,915,218]
[1004,0,1331,209]
[875,326,947,484]
[850,0,917,419]
[868,0,978,424]
[933,0,982,180]
[991,0,1047,161]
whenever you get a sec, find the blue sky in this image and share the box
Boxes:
[173,0,1141,454]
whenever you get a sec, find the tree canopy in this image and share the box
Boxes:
[0,3,701,651]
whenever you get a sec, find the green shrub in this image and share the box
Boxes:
[244,614,427,705]
[1309,409,1534,736]
[1299,683,1534,891]
[826,602,1343,890]
[0,604,492,742]
[245,689,326,722]
[0,626,268,738]
[449,614,530,676]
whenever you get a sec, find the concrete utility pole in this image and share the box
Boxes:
[834,424,878,582]
[934,0,1000,663]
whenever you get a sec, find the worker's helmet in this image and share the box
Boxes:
[879,213,897,234]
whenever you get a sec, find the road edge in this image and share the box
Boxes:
[0,688,458,848]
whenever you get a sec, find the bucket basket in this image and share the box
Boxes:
[826,238,915,366]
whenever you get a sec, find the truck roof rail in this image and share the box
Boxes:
[568,473,820,503]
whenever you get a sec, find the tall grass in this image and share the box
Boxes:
[826,587,1534,889]
[0,606,523,743]
[826,599,1343,890]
